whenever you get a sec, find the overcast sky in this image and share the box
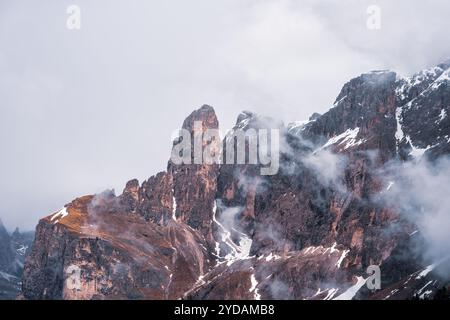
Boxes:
[1,0,450,230]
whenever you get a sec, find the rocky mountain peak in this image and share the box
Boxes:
[334,70,396,104]
[122,179,140,199]
[169,104,220,236]
[20,63,450,300]
[309,112,322,121]
[182,104,219,132]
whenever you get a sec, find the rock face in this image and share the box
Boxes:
[21,63,450,300]
[168,105,220,246]
[0,221,34,299]
[22,196,214,300]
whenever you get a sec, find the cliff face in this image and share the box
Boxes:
[22,63,450,300]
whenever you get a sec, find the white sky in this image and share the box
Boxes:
[1,0,450,230]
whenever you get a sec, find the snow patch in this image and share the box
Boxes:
[212,200,253,266]
[409,230,418,237]
[336,249,350,268]
[395,106,406,143]
[320,128,365,151]
[302,243,349,269]
[383,288,399,300]
[395,106,432,158]
[398,65,447,98]
[287,120,310,135]
[439,109,447,122]
[409,145,430,158]
[333,95,347,107]
[333,276,366,300]
[386,181,394,191]
[415,256,449,279]
[415,264,435,279]
[416,280,433,297]
[431,67,450,90]
[323,288,339,300]
[249,274,261,300]
[194,275,205,287]
[328,242,339,254]
[419,290,433,299]
[16,245,28,256]
[314,288,339,300]
[265,252,282,262]
[50,207,69,224]
[172,189,177,221]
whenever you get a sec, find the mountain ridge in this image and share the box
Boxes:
[20,61,450,300]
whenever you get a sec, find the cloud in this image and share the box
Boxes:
[215,203,243,235]
[268,279,293,300]
[302,149,348,192]
[376,156,450,276]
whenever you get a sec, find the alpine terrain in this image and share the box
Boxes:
[20,62,450,300]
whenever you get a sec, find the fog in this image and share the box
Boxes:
[1,0,450,229]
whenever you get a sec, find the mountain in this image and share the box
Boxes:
[0,221,34,299]
[21,62,450,300]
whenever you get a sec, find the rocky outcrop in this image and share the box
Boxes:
[395,62,450,159]
[21,63,450,300]
[168,105,220,244]
[0,221,34,299]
